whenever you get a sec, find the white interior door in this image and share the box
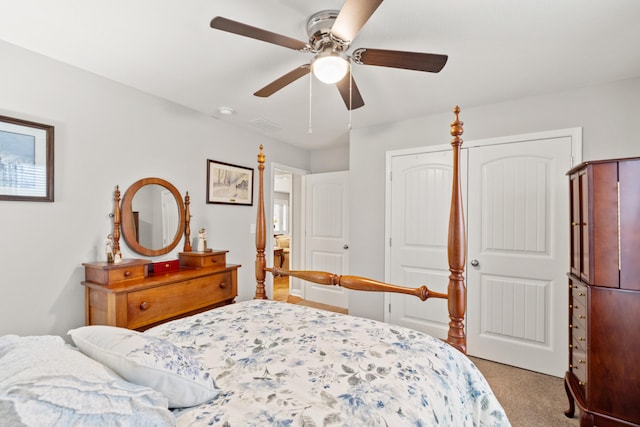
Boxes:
[467,137,572,377]
[304,171,349,308]
[387,129,579,377]
[387,150,467,339]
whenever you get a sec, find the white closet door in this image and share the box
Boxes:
[467,137,571,377]
[387,130,577,377]
[387,150,466,339]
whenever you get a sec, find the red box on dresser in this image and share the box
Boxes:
[148,259,180,274]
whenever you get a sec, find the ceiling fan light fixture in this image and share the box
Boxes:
[312,52,349,84]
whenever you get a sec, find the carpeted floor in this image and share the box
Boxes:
[470,357,580,426]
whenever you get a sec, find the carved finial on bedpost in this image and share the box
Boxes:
[184,192,192,252]
[113,185,121,255]
[447,106,467,353]
[255,145,268,299]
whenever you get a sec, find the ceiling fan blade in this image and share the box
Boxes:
[210,17,309,51]
[352,48,448,73]
[331,0,383,42]
[254,65,311,97]
[336,74,365,110]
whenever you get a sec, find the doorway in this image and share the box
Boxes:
[271,164,306,302]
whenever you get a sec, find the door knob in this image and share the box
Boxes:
[343,244,349,250]
[470,259,479,267]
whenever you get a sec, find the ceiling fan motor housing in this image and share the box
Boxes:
[306,10,347,53]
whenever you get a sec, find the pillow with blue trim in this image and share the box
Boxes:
[68,325,218,408]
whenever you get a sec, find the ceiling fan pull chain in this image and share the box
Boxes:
[348,66,353,130]
[308,72,313,134]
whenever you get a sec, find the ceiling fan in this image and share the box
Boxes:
[210,0,447,110]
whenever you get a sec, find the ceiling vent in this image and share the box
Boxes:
[249,118,282,132]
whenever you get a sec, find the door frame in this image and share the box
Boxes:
[270,162,308,299]
[384,128,582,361]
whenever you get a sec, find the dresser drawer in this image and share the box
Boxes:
[84,259,148,285]
[126,271,234,329]
[179,251,227,269]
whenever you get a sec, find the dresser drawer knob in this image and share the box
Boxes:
[139,301,150,310]
[219,281,227,289]
[210,258,219,264]
[124,271,131,277]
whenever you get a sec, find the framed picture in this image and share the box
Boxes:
[0,115,54,202]
[207,159,254,205]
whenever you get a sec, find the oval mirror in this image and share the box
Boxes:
[121,177,185,257]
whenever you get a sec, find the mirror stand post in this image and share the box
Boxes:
[113,185,121,255]
[184,191,192,252]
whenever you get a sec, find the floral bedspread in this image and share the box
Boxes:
[146,300,510,426]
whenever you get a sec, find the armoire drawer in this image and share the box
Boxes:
[570,349,587,388]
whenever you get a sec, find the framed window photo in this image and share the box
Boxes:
[207,159,254,205]
[0,115,54,202]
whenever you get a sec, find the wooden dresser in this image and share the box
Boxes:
[565,158,640,427]
[82,250,240,331]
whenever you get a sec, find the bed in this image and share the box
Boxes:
[0,107,511,426]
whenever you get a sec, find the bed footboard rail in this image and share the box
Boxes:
[268,267,447,301]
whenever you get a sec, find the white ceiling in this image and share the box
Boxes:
[1,0,639,150]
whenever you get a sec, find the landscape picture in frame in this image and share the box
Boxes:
[207,159,254,205]
[0,115,54,202]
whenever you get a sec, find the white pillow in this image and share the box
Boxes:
[68,325,218,408]
[0,334,174,426]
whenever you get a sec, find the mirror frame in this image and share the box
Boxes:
[120,177,187,257]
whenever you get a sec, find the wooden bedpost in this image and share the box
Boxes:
[112,186,121,255]
[184,191,192,252]
[447,106,467,353]
[254,145,268,299]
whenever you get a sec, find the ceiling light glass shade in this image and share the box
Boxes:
[312,52,349,84]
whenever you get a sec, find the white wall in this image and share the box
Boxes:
[310,144,349,173]
[0,40,312,339]
[349,77,640,320]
